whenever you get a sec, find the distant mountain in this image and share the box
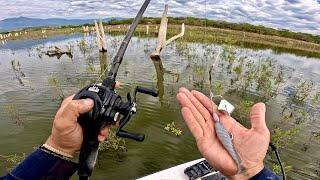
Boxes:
[0,16,119,32]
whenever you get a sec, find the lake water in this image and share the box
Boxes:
[0,33,319,179]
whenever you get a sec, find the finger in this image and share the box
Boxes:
[181,107,203,140]
[98,127,109,143]
[179,87,213,123]
[191,90,219,114]
[192,90,240,131]
[250,102,268,132]
[115,81,120,88]
[177,93,207,131]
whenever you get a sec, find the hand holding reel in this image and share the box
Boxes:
[72,0,153,179]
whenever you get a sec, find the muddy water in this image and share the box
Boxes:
[0,33,319,179]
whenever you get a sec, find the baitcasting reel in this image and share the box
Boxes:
[74,1,152,179]
[74,83,158,178]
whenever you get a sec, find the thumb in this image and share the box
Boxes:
[62,99,94,120]
[249,102,267,132]
[74,99,94,114]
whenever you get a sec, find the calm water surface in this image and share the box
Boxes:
[0,33,319,179]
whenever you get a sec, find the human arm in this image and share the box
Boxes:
[2,80,119,180]
[177,87,278,179]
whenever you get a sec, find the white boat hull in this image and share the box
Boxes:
[137,158,206,180]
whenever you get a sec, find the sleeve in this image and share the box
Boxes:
[250,167,280,180]
[2,148,78,180]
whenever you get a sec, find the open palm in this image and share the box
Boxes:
[177,87,270,179]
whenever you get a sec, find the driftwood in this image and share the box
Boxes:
[46,46,72,59]
[94,20,107,52]
[150,4,185,58]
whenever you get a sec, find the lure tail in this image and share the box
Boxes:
[213,113,243,173]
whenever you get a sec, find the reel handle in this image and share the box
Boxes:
[135,86,158,97]
[117,130,145,142]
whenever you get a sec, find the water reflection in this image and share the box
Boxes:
[151,56,180,103]
[99,52,108,79]
[151,57,165,102]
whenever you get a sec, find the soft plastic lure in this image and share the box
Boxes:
[212,112,242,172]
[210,93,243,173]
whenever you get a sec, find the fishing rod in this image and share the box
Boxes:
[73,0,157,179]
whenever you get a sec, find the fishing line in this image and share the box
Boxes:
[92,37,120,86]
[204,0,243,173]
[270,143,286,180]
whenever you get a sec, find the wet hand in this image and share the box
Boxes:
[177,87,270,179]
[45,81,120,157]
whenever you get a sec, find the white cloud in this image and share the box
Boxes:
[0,0,319,35]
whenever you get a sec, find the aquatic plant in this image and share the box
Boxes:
[270,161,292,176]
[164,122,182,136]
[291,80,314,104]
[78,39,94,55]
[3,104,24,126]
[312,91,320,106]
[232,100,255,124]
[192,65,206,89]
[99,129,126,152]
[0,153,25,170]
[48,75,65,101]
[221,45,236,66]
[11,60,25,86]
[213,82,225,95]
[271,127,299,149]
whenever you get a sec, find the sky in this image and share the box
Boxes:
[1,0,320,35]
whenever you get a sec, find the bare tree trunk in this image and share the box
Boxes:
[146,25,149,35]
[95,20,103,51]
[95,20,107,52]
[99,20,107,52]
[150,5,185,59]
[150,4,168,58]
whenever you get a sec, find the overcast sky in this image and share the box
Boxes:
[1,0,320,35]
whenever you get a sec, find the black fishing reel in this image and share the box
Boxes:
[73,83,158,179]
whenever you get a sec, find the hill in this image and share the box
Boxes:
[108,17,320,45]
[0,17,116,32]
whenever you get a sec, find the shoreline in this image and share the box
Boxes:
[1,24,320,58]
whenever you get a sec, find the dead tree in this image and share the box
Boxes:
[146,25,149,35]
[165,23,185,45]
[150,4,185,58]
[94,20,107,52]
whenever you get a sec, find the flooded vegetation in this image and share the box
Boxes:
[0,27,319,179]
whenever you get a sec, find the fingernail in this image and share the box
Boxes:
[213,112,220,122]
